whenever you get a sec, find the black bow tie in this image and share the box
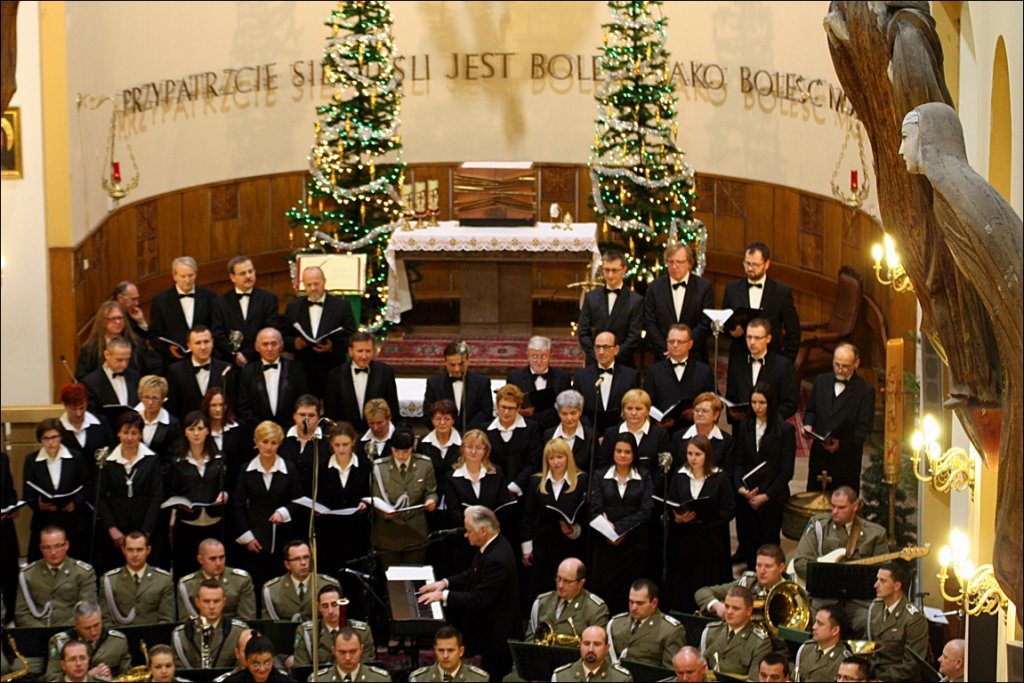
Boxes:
[604,287,620,295]
[599,367,614,375]
[749,356,764,365]
[178,292,194,299]
[237,291,251,298]
[672,280,687,290]
[193,363,211,374]
[111,371,125,378]
[532,372,548,379]
[262,363,279,371]
[353,367,369,374]
[672,361,687,368]
[308,300,323,307]
[835,377,850,385]
[747,281,763,289]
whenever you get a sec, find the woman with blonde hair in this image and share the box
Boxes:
[75,300,150,379]
[597,388,670,474]
[521,438,588,599]
[135,375,182,469]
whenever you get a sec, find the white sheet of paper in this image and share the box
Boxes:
[589,514,622,542]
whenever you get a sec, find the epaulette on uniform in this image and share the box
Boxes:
[151,566,172,576]
[181,570,200,582]
[905,602,920,615]
[538,589,555,600]
[22,559,41,571]
[231,618,248,628]
[367,664,389,675]
[609,611,629,622]
[314,666,332,677]
[74,559,94,571]
[414,453,432,462]
[612,663,631,676]
[465,663,488,676]
[103,567,123,577]
[587,591,605,605]
[409,665,429,679]
[350,619,369,631]
[752,625,769,640]
[553,662,573,673]
[108,629,127,640]
[663,613,681,626]
[230,567,251,577]
[264,575,284,587]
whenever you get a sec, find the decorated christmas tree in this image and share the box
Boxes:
[589,0,704,285]
[286,0,405,332]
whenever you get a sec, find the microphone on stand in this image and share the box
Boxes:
[302,417,310,437]
[58,355,79,384]
[427,528,463,540]
[340,567,374,582]
[318,417,337,431]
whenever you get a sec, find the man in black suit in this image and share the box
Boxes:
[802,343,875,494]
[725,318,797,426]
[149,256,217,370]
[572,331,640,434]
[282,265,356,399]
[418,505,522,679]
[505,335,572,431]
[643,324,715,435]
[324,331,399,433]
[82,337,140,416]
[212,255,280,367]
[165,325,230,419]
[644,242,714,363]
[577,250,644,367]
[721,242,801,363]
[424,341,494,431]
[236,327,309,428]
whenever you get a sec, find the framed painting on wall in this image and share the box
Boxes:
[1,107,23,179]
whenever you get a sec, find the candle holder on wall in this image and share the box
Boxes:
[830,117,870,208]
[76,94,140,205]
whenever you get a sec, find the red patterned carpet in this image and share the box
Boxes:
[377,334,586,376]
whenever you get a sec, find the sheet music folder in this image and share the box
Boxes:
[805,561,878,601]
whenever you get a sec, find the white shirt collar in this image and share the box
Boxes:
[421,429,461,449]
[552,423,580,439]
[682,424,724,440]
[545,472,567,486]
[361,422,395,442]
[486,414,527,432]
[678,464,720,477]
[671,274,690,286]
[604,466,642,481]
[748,275,767,286]
[286,425,322,439]
[452,464,489,480]
[619,419,650,436]
[108,442,156,465]
[59,411,101,432]
[235,288,253,295]
[246,455,288,474]
[134,405,170,425]
[328,454,360,471]
[36,445,74,462]
[479,533,498,554]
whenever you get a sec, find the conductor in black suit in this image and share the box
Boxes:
[644,242,714,363]
[236,328,310,429]
[721,242,801,363]
[165,326,230,419]
[571,331,640,434]
[725,318,797,427]
[324,331,399,433]
[211,255,281,366]
[802,344,875,494]
[418,505,522,679]
[282,266,356,399]
[643,324,715,435]
[577,251,644,367]
[505,335,572,431]
[81,337,140,416]
[424,341,494,431]
[149,256,217,370]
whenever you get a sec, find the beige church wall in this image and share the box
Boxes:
[66,0,864,243]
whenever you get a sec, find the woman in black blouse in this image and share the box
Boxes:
[541,390,593,473]
[97,412,165,571]
[521,438,588,601]
[278,394,331,486]
[22,418,92,562]
[664,434,736,613]
[202,386,250,567]
[589,433,653,615]
[733,382,795,570]
[58,382,115,471]
[486,384,543,498]
[418,399,462,481]
[597,388,670,475]
[135,375,182,471]
[166,411,228,581]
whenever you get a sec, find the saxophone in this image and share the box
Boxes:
[1,634,30,682]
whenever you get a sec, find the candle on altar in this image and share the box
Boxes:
[426,179,439,211]
[414,181,426,212]
[112,162,121,181]
[850,170,858,191]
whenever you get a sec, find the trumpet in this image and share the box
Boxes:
[1,634,30,682]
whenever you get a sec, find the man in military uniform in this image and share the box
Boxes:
[369,429,438,568]
[172,579,250,669]
[695,544,789,618]
[699,586,772,680]
[937,638,965,683]
[177,538,257,621]
[794,604,851,682]
[291,585,375,669]
[791,487,888,635]
[663,646,714,682]
[262,540,338,621]
[312,628,391,681]
[835,656,871,682]
[15,526,97,627]
[526,557,609,643]
[756,653,791,681]
[607,579,686,669]
[865,561,927,682]
[409,626,488,682]
[45,601,132,681]
[55,640,103,683]
[99,530,175,626]
[554,625,633,682]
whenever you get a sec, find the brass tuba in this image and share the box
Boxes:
[754,581,812,633]
[1,634,31,682]
[533,617,582,647]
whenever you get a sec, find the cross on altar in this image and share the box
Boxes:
[816,470,833,492]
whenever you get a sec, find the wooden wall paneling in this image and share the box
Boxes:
[770,187,800,266]
[820,201,846,279]
[49,247,77,400]
[154,194,184,282]
[209,184,241,260]
[796,193,824,273]
[711,179,750,256]
[135,201,161,280]
[577,167,595,223]
[239,179,272,256]
[269,174,300,252]
[182,187,213,264]
[539,164,578,223]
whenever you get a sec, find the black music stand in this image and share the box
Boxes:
[670,611,716,648]
[178,667,234,680]
[805,562,878,601]
[620,658,674,680]
[291,664,314,681]
[3,626,65,660]
[246,619,301,660]
[907,645,942,682]
[508,640,578,681]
